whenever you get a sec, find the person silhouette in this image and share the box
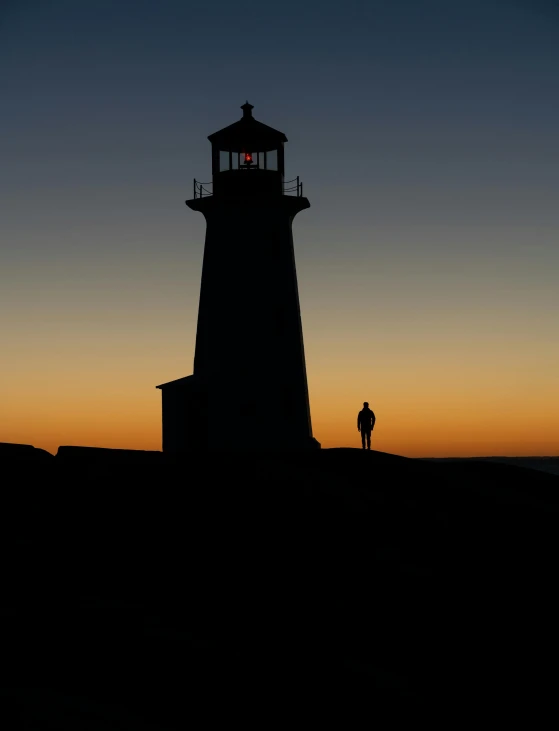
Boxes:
[357,402,376,450]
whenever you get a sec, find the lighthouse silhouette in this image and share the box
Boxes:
[157,103,320,452]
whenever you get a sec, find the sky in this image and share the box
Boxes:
[1,0,558,457]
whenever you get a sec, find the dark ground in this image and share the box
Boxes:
[2,447,558,727]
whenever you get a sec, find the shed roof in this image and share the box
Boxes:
[156,376,192,390]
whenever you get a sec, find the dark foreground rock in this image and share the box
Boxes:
[1,448,558,727]
[0,442,54,461]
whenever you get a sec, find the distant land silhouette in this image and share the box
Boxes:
[1,443,558,726]
[425,455,559,477]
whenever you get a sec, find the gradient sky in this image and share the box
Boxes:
[1,0,558,456]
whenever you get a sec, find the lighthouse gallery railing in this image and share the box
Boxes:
[193,177,304,199]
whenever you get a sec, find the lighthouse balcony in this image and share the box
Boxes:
[193,173,304,199]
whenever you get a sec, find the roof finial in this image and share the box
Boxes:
[241,101,254,118]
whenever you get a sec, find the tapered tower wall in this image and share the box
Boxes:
[187,195,314,449]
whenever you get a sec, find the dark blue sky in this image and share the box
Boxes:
[3,0,558,246]
[1,0,558,455]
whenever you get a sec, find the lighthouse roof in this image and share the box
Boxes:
[208,102,287,152]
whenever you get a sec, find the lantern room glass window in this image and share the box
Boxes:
[266,149,278,171]
[219,151,230,172]
[217,148,280,172]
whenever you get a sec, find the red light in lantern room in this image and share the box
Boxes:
[244,152,252,163]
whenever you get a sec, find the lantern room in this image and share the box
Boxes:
[193,102,302,199]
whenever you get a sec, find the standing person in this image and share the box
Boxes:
[357,402,376,450]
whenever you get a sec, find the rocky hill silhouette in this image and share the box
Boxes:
[2,446,558,727]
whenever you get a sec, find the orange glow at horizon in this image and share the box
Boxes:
[1,232,557,459]
[1,351,557,457]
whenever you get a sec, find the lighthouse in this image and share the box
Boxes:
[157,103,320,452]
